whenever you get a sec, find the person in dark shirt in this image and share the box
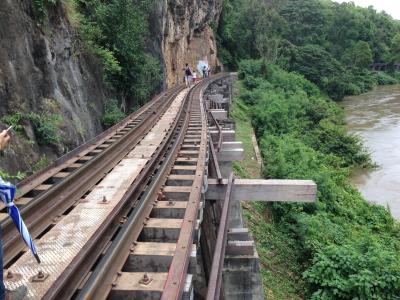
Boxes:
[183,63,192,87]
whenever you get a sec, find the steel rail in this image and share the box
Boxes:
[15,88,176,197]
[75,86,194,300]
[160,74,228,299]
[2,86,184,265]
[42,88,190,300]
[209,109,223,151]
[209,136,223,183]
[206,172,235,300]
[160,79,211,300]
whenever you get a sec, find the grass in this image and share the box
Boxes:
[230,98,261,178]
[231,98,305,299]
[63,0,81,28]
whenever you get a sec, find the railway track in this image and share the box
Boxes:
[1,85,183,266]
[4,74,228,299]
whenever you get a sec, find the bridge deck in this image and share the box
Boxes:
[4,89,189,299]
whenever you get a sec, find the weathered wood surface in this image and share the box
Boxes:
[210,110,228,120]
[216,148,244,162]
[206,179,317,202]
[210,130,235,141]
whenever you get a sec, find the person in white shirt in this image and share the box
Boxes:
[192,71,197,84]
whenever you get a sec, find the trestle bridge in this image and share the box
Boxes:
[2,74,316,300]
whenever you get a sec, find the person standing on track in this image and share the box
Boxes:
[183,63,192,87]
[203,65,207,78]
[0,129,27,300]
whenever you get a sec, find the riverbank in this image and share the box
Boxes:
[342,84,400,219]
[231,99,306,298]
[234,59,400,298]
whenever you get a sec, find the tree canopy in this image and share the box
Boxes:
[217,0,400,99]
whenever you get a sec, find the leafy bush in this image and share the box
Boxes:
[33,0,60,21]
[28,113,62,145]
[1,112,62,145]
[0,169,26,182]
[77,0,162,107]
[101,99,125,128]
[237,59,400,298]
[372,72,398,85]
[1,113,26,132]
[32,156,51,172]
[304,242,400,299]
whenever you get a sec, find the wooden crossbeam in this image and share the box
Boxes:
[215,141,243,150]
[206,179,316,202]
[210,130,235,142]
[216,148,244,162]
[210,110,228,120]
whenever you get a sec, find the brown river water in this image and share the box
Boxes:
[342,84,400,220]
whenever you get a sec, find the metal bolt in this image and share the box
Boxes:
[102,196,107,203]
[37,271,45,279]
[139,273,152,285]
[168,200,174,206]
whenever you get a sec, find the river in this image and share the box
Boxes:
[342,84,400,220]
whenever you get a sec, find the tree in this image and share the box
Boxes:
[342,41,373,69]
[77,0,162,108]
[392,33,400,62]
[280,0,329,46]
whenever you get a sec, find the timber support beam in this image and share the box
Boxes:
[206,178,317,202]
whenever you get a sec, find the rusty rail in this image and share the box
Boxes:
[209,136,223,183]
[4,74,233,299]
[74,85,193,300]
[2,86,184,266]
[160,80,209,300]
[44,90,189,299]
[209,109,223,151]
[15,88,178,195]
[206,172,234,300]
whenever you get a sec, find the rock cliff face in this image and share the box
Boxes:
[152,0,223,87]
[0,0,223,178]
[0,1,109,176]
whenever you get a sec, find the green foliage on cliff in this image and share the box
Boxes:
[237,59,400,299]
[33,0,60,20]
[1,112,62,145]
[75,0,162,107]
[0,170,27,182]
[101,99,125,128]
[32,0,162,110]
[218,0,400,100]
